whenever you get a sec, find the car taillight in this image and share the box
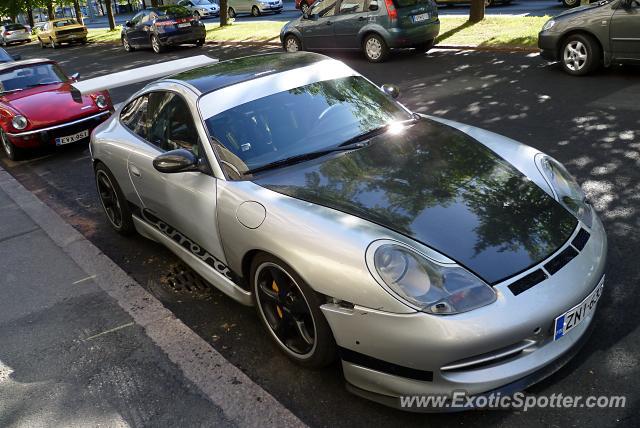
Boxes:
[155,20,178,26]
[4,31,11,35]
[384,0,397,23]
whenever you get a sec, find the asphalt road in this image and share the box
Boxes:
[2,41,639,427]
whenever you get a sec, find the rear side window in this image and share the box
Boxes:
[120,94,150,140]
[339,0,366,14]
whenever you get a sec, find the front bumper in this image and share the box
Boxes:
[538,30,561,61]
[322,213,607,409]
[7,111,111,149]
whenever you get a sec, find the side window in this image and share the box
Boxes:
[147,92,201,155]
[311,0,338,17]
[130,12,143,25]
[339,0,366,14]
[120,94,150,140]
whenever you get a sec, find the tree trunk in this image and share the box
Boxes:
[73,0,84,24]
[219,0,229,26]
[26,7,35,27]
[47,1,55,19]
[469,0,485,23]
[150,0,159,7]
[105,0,116,30]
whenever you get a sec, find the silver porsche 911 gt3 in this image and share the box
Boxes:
[87,52,607,410]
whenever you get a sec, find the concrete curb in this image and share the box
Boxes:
[0,166,305,428]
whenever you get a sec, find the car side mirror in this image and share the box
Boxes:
[125,20,133,27]
[153,149,200,173]
[381,83,400,99]
[70,72,80,81]
[369,1,379,11]
[11,54,21,60]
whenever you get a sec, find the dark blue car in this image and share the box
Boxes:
[121,5,206,54]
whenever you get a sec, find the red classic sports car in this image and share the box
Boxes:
[0,58,112,160]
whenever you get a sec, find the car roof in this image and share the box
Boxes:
[168,52,328,94]
[0,58,53,73]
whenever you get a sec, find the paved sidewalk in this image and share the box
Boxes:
[0,167,303,427]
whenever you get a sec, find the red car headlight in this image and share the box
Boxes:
[94,94,108,109]
[11,115,28,130]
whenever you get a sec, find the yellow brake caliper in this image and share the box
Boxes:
[272,280,283,319]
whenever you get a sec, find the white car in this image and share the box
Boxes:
[0,24,31,46]
[178,0,220,18]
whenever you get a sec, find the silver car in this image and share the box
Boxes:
[227,0,283,17]
[87,52,607,410]
[177,0,221,18]
[0,24,31,45]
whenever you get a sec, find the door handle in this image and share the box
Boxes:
[326,20,333,25]
[358,16,366,21]
[129,164,141,178]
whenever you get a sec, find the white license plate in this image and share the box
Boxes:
[177,23,191,28]
[554,278,604,341]
[413,13,430,23]
[55,129,89,146]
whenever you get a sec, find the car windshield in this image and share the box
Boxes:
[53,19,78,27]
[203,76,412,177]
[0,63,67,93]
[193,0,213,5]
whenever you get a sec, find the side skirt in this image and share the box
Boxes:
[132,215,253,306]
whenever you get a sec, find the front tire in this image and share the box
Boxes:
[195,39,205,47]
[51,39,57,49]
[151,34,164,54]
[38,37,45,48]
[363,33,389,63]
[251,253,336,368]
[95,163,135,235]
[560,33,601,76]
[251,6,261,16]
[1,129,22,161]
[122,35,134,52]
[562,0,579,7]
[283,34,302,52]
[228,7,236,18]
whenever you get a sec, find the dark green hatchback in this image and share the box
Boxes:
[280,0,440,62]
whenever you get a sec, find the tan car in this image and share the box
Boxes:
[37,18,88,48]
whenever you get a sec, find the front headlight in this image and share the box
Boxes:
[94,94,108,109]
[542,19,556,31]
[367,241,497,315]
[537,154,592,227]
[11,115,28,130]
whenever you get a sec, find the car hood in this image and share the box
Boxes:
[3,82,102,129]
[253,119,577,284]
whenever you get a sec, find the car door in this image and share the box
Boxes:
[123,90,229,271]
[333,0,369,49]
[40,23,51,42]
[301,0,338,49]
[610,0,640,61]
[125,12,145,46]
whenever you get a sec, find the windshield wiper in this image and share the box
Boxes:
[244,140,370,176]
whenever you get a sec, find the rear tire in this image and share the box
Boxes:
[251,253,336,368]
[195,39,204,47]
[51,39,57,49]
[1,129,22,161]
[95,162,135,235]
[228,7,236,18]
[363,33,389,63]
[151,34,164,54]
[251,6,261,16]
[560,33,601,76]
